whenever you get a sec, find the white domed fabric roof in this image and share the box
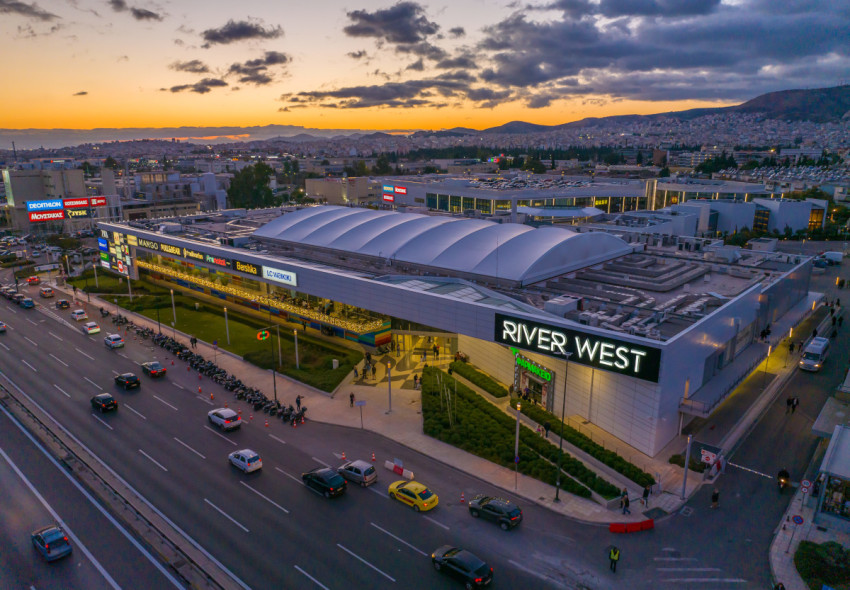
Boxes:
[254,206,632,284]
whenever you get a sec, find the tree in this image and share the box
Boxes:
[104,156,119,170]
[372,154,392,175]
[226,163,276,209]
[636,151,643,165]
[658,167,671,178]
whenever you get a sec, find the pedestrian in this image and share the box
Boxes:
[371,364,377,379]
[813,328,818,339]
[537,425,544,436]
[296,395,302,411]
[833,329,839,339]
[608,546,620,573]
[788,341,795,354]
[447,366,453,376]
[833,316,837,326]
[798,340,803,353]
[365,352,371,364]
[421,351,426,363]
[543,421,551,438]
[840,316,845,327]
[831,307,836,317]
[773,583,785,590]
[73,285,77,295]
[353,367,359,379]
[413,374,419,389]
[710,488,720,509]
[621,487,628,498]
[350,392,355,407]
[642,485,651,507]
[621,495,631,515]
[791,397,799,414]
[786,397,793,414]
[432,344,438,359]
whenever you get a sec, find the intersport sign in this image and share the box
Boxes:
[494,313,661,383]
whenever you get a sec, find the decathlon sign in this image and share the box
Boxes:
[27,199,63,212]
[263,266,297,287]
[494,313,661,382]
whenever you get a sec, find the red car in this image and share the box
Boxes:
[26,276,40,285]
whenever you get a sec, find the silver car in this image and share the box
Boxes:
[208,408,241,431]
[337,459,378,487]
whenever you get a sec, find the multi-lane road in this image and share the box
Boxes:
[0,285,616,590]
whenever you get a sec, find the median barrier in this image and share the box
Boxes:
[383,460,414,480]
[608,519,654,533]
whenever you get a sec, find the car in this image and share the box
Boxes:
[141,361,167,377]
[19,298,35,309]
[302,467,347,498]
[467,495,522,530]
[104,334,124,349]
[228,449,263,473]
[114,373,140,389]
[0,321,6,333]
[431,545,493,589]
[91,393,117,413]
[70,309,88,321]
[31,525,73,562]
[208,408,241,431]
[55,299,70,309]
[31,251,43,258]
[82,321,101,334]
[337,459,378,487]
[11,293,25,305]
[26,275,40,284]
[39,286,54,298]
[388,480,439,512]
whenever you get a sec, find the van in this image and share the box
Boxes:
[800,337,830,372]
[823,251,843,265]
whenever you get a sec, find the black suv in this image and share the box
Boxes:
[114,373,141,390]
[468,495,522,530]
[91,393,118,413]
[302,467,347,498]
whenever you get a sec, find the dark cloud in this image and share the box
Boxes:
[448,27,465,38]
[344,2,439,45]
[435,54,476,69]
[394,41,446,61]
[227,51,290,85]
[1,0,58,21]
[170,59,209,73]
[169,78,228,94]
[406,59,424,71]
[347,50,367,60]
[72,91,88,96]
[130,7,162,21]
[107,0,126,11]
[597,0,721,17]
[201,19,282,47]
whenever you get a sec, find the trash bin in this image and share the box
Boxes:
[332,359,339,369]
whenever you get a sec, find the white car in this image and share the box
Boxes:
[70,309,88,321]
[104,333,124,348]
[208,408,241,431]
[82,322,100,335]
[228,449,262,473]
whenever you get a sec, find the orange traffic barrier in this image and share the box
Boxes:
[460,492,465,504]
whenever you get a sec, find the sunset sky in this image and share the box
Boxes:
[2,0,848,133]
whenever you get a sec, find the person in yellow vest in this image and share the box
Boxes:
[609,546,620,572]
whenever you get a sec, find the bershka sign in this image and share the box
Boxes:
[263,266,297,287]
[231,259,260,276]
[26,199,63,212]
[63,198,89,208]
[29,210,65,222]
[494,313,661,382]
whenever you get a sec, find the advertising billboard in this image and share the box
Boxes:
[63,198,89,208]
[382,194,395,202]
[28,210,65,222]
[26,199,63,212]
[66,208,91,219]
[90,196,107,207]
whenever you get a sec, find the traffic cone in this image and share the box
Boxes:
[210,392,214,401]
[249,414,253,421]
[341,451,346,461]
[292,418,296,428]
[198,373,202,380]
[460,492,465,504]
[265,419,269,428]
[371,452,376,462]
[301,415,305,425]
[224,401,228,408]
[187,366,190,372]
[171,360,174,366]
[238,408,242,416]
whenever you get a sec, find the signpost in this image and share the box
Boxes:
[786,514,804,553]
[355,399,366,429]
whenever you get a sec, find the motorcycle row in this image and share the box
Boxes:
[150,332,307,425]
[106,310,155,339]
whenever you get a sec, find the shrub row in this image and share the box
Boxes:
[794,540,850,590]
[449,360,509,398]
[510,397,655,488]
[668,453,707,473]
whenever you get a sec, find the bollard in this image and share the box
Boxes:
[210,392,214,401]
[224,401,228,408]
[172,360,174,366]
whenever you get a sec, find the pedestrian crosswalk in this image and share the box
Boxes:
[652,549,748,585]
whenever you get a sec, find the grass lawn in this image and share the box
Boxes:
[795,540,850,590]
[69,270,171,296]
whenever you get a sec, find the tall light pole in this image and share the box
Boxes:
[762,345,772,389]
[554,352,573,502]
[224,307,230,344]
[170,288,176,324]
[293,329,300,369]
[514,401,521,491]
[92,258,99,288]
[387,362,392,414]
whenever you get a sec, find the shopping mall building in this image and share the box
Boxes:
[98,205,812,457]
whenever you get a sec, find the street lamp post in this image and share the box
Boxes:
[224,307,230,344]
[293,329,300,369]
[92,259,99,288]
[762,345,772,390]
[514,401,521,491]
[554,352,573,502]
[170,288,176,324]
[156,299,161,334]
[387,362,392,414]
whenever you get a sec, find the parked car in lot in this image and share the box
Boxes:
[302,467,347,498]
[388,480,439,512]
[140,361,166,377]
[104,334,124,349]
[20,298,35,309]
[228,449,262,473]
[82,321,100,334]
[431,546,493,588]
[70,309,88,321]
[91,393,117,413]
[337,460,378,487]
[114,373,140,389]
[31,525,73,562]
[55,299,70,309]
[467,495,522,530]
[208,408,241,431]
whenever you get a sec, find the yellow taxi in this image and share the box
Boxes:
[388,480,439,512]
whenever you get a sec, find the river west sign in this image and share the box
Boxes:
[494,313,661,383]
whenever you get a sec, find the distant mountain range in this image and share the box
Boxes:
[2,85,848,150]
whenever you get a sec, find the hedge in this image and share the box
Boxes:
[449,360,509,398]
[510,397,655,487]
[422,367,620,499]
[669,453,707,473]
[795,541,850,590]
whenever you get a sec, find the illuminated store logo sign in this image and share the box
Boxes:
[382,194,395,202]
[205,253,228,267]
[27,199,63,211]
[494,313,661,383]
[394,186,407,195]
[90,196,107,207]
[182,247,204,261]
[382,185,394,193]
[509,347,552,381]
[98,238,108,251]
[63,198,89,208]
[263,266,297,287]
[231,259,260,276]
[137,238,160,251]
[161,243,181,255]
[28,210,65,222]
[66,208,91,218]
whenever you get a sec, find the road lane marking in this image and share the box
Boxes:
[370,522,427,556]
[275,466,303,485]
[269,434,287,445]
[203,425,238,445]
[311,456,331,468]
[196,396,215,406]
[49,331,63,341]
[124,404,147,420]
[91,413,114,430]
[424,515,450,530]
[174,437,205,459]
[661,579,747,584]
[119,353,128,359]
[294,566,329,590]
[0,342,8,351]
[24,336,38,346]
[111,370,120,375]
[337,544,396,582]
[76,347,94,360]
[48,353,68,367]
[21,359,37,372]
[0,449,122,590]
[240,482,290,514]
[369,485,388,498]
[654,558,699,561]
[204,499,249,532]
[172,382,185,390]
[153,395,178,411]
[53,384,71,398]
[139,449,168,472]
[7,308,16,314]
[657,568,722,572]
[509,559,554,581]
[84,376,102,390]
[26,318,38,326]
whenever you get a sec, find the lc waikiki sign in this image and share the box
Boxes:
[262,266,297,287]
[495,313,661,382]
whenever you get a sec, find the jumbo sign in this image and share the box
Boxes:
[495,313,661,383]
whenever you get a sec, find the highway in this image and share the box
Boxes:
[0,284,615,590]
